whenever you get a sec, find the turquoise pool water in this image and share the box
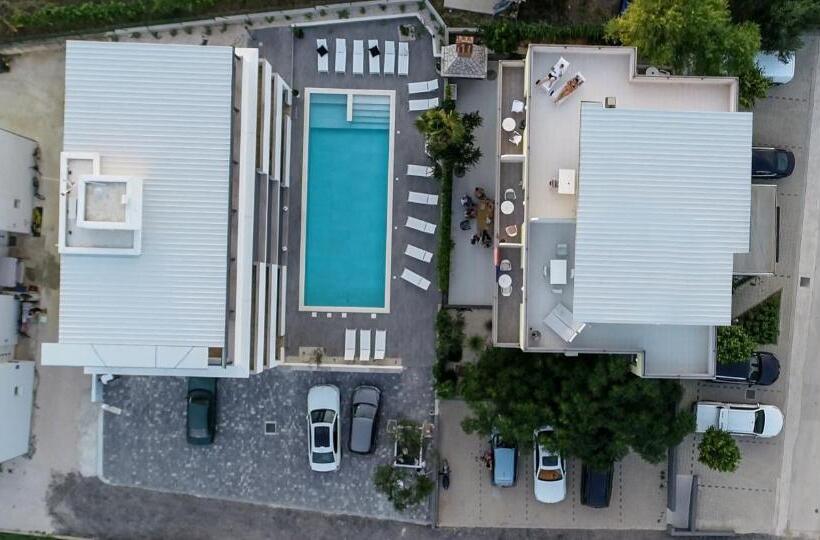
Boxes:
[303,92,391,309]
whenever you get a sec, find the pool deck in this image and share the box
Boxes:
[251,19,441,375]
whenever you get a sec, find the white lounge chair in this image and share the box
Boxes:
[409,98,438,112]
[398,42,409,76]
[407,164,434,177]
[368,39,380,75]
[359,329,371,361]
[401,268,431,291]
[317,39,329,73]
[353,40,364,76]
[383,41,396,75]
[405,244,433,263]
[335,38,346,74]
[408,191,439,205]
[374,330,386,360]
[344,328,356,360]
[408,79,439,94]
[406,216,436,234]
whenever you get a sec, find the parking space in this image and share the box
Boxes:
[102,366,433,523]
[436,400,667,530]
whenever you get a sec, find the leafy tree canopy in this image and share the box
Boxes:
[605,0,769,108]
[460,348,694,470]
[716,324,756,364]
[730,0,820,59]
[415,108,482,177]
[698,427,742,472]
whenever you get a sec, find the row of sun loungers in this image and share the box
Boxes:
[318,38,408,76]
[344,328,386,361]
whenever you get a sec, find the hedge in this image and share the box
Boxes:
[738,292,781,345]
[433,309,463,398]
[479,20,608,55]
[436,165,455,294]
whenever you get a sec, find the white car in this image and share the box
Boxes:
[307,384,341,472]
[694,401,784,438]
[533,427,566,503]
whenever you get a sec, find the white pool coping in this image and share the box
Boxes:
[299,87,395,314]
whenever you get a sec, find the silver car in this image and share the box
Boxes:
[349,385,381,454]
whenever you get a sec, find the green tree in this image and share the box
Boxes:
[730,0,820,59]
[606,0,768,108]
[738,292,781,344]
[716,324,756,364]
[698,427,742,472]
[460,348,694,470]
[373,465,434,511]
[415,108,482,177]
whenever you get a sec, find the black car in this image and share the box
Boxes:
[349,385,381,454]
[752,147,795,179]
[580,463,613,508]
[715,351,780,386]
[186,377,217,445]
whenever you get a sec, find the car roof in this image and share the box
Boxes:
[352,386,381,407]
[350,416,374,453]
[493,447,516,484]
[582,464,612,505]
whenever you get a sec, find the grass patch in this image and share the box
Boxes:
[737,292,781,345]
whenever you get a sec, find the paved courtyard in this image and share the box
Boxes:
[103,368,433,522]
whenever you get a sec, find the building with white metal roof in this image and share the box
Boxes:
[42,41,294,384]
[492,45,753,378]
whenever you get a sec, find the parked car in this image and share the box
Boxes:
[533,427,566,503]
[714,351,780,386]
[756,52,795,85]
[186,377,216,445]
[694,401,784,438]
[307,384,341,471]
[752,146,795,179]
[349,385,381,454]
[490,432,518,487]
[580,463,613,508]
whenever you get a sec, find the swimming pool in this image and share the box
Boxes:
[299,89,394,312]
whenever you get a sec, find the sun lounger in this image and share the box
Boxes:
[401,268,431,291]
[353,40,364,76]
[407,79,439,94]
[317,39,329,73]
[374,330,386,360]
[383,41,396,75]
[335,38,346,74]
[344,328,356,360]
[405,244,433,263]
[406,216,436,234]
[368,40,380,75]
[408,191,439,205]
[543,303,586,343]
[359,329,371,361]
[398,42,409,76]
[409,98,438,112]
[407,164,434,177]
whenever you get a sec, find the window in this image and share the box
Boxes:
[314,426,331,448]
[753,410,766,434]
[311,409,336,423]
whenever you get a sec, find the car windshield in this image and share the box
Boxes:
[753,410,766,434]
[312,451,334,464]
[748,354,761,382]
[541,454,558,467]
[777,152,790,172]
[353,403,376,419]
[311,409,336,423]
[538,468,563,482]
[314,426,331,448]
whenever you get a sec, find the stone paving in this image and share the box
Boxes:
[103,367,434,522]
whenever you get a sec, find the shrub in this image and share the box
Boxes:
[373,465,434,511]
[467,335,485,353]
[738,292,781,345]
[479,20,607,55]
[716,325,756,364]
[434,310,464,397]
[338,9,350,19]
[698,427,741,472]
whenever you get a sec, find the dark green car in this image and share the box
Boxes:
[186,377,217,445]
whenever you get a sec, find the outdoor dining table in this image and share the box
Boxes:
[501,117,516,132]
[500,200,514,215]
[550,259,567,285]
[498,274,512,288]
[476,199,494,235]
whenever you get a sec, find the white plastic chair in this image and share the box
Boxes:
[499,259,512,272]
[504,189,516,201]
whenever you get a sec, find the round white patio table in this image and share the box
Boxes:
[500,200,514,215]
[498,274,512,288]
[501,117,516,132]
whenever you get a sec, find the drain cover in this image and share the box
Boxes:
[264,421,277,435]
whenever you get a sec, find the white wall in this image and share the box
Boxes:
[0,294,18,356]
[0,361,34,462]
[0,128,37,234]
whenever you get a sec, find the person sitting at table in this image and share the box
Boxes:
[474,187,487,200]
[460,194,474,208]
[470,234,480,245]
[465,207,477,219]
[480,229,492,247]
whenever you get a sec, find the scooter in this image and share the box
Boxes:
[440,459,450,490]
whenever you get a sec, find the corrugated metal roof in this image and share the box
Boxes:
[60,41,233,346]
[573,104,752,326]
